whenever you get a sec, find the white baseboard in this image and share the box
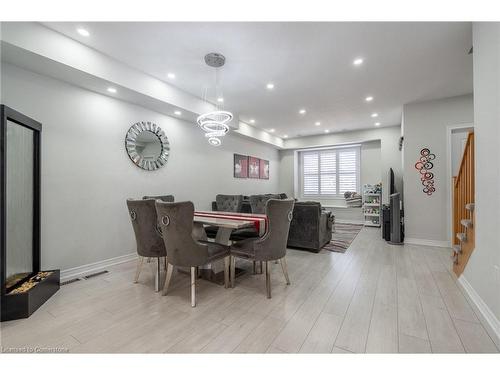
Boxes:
[458,275,500,350]
[61,252,137,282]
[404,237,450,248]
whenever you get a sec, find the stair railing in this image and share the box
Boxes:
[452,132,475,276]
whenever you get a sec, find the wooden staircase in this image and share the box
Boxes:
[452,132,475,277]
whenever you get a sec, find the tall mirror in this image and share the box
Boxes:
[125,121,170,171]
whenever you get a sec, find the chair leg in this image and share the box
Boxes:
[259,261,263,274]
[224,256,230,288]
[154,257,162,292]
[265,261,271,299]
[280,257,291,285]
[253,261,256,274]
[191,267,197,307]
[162,263,174,296]
[134,256,144,283]
[230,256,236,288]
[163,256,167,271]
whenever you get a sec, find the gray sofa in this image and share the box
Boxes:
[210,194,334,252]
[287,202,334,253]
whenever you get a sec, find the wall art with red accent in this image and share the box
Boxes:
[248,156,260,179]
[415,148,436,196]
[259,159,269,179]
[233,154,248,178]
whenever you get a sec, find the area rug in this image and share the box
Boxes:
[323,223,364,253]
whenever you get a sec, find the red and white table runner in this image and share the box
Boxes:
[194,211,268,236]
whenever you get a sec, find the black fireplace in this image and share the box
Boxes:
[1,105,60,321]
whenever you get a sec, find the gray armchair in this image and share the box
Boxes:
[287,202,334,252]
[126,199,167,291]
[155,201,230,307]
[230,199,295,298]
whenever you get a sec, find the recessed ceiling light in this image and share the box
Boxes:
[315,122,321,126]
[107,87,117,93]
[167,72,176,79]
[249,119,255,124]
[371,113,378,118]
[353,58,364,66]
[324,129,330,133]
[266,83,275,90]
[299,109,306,115]
[374,122,381,127]
[283,135,288,138]
[174,110,182,116]
[77,28,90,37]
[217,97,224,103]
[269,128,275,133]
[365,96,374,102]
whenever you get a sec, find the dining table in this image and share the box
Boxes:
[191,210,268,283]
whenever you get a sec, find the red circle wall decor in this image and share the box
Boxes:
[414,148,436,196]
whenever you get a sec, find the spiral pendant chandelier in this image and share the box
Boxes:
[197,53,233,146]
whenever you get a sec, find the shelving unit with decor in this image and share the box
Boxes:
[363,184,382,227]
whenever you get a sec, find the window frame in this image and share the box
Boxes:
[297,144,361,199]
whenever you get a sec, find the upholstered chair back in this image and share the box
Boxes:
[155,201,208,267]
[253,198,295,261]
[215,194,243,212]
[126,199,167,258]
[249,194,281,214]
[143,195,175,202]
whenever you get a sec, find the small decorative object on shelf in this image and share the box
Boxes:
[363,183,382,227]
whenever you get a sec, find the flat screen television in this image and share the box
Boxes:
[389,167,396,195]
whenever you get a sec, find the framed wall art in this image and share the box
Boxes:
[233,154,248,178]
[248,156,260,179]
[259,159,269,179]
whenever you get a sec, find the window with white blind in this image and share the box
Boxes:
[300,146,360,197]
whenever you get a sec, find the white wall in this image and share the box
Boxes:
[361,141,382,188]
[402,94,473,245]
[451,128,473,176]
[1,63,280,271]
[462,23,500,330]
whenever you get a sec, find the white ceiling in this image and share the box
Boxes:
[42,22,473,139]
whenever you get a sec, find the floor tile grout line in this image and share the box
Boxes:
[406,246,433,352]
[270,258,339,352]
[392,246,400,353]
[295,249,358,353]
[362,241,385,353]
[332,241,374,352]
[422,250,467,353]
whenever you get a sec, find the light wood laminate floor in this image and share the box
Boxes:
[1,228,498,353]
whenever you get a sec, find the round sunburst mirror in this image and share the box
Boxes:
[125,121,170,171]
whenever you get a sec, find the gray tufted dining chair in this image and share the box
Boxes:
[215,194,243,212]
[249,194,281,214]
[230,198,295,298]
[126,198,167,291]
[143,195,175,202]
[155,201,231,307]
